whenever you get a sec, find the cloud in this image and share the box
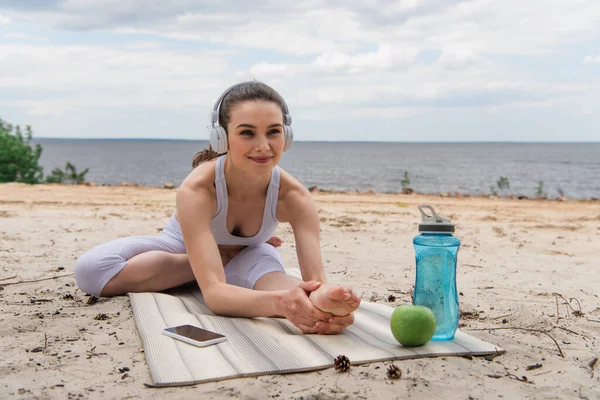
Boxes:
[249,44,419,77]
[0,13,12,24]
[0,44,228,89]
[583,54,600,64]
[0,43,232,118]
[3,32,49,41]
[437,47,482,70]
[312,44,419,74]
[1,1,595,56]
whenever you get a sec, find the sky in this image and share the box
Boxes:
[0,0,599,142]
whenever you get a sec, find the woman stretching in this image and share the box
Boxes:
[74,81,361,334]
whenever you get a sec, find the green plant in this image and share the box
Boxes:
[490,176,510,196]
[535,181,547,198]
[1,118,89,185]
[0,119,44,183]
[400,171,411,190]
[46,162,89,184]
[497,176,510,191]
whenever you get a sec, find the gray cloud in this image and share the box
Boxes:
[0,0,457,29]
[3,1,600,57]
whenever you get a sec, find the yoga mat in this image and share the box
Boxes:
[129,269,503,387]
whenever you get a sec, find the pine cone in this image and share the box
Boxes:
[334,355,351,372]
[387,364,402,379]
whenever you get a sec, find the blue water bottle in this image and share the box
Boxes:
[413,205,460,341]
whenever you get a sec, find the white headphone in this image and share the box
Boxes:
[209,82,294,154]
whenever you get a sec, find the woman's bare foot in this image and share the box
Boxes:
[309,284,361,316]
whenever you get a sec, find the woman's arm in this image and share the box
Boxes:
[280,186,328,283]
[176,184,281,316]
[279,180,360,333]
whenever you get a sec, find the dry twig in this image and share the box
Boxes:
[526,363,543,371]
[556,326,581,336]
[555,293,560,324]
[506,372,532,384]
[0,274,74,287]
[12,325,37,333]
[553,292,584,318]
[86,346,107,359]
[466,327,564,358]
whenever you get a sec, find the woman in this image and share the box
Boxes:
[74,81,360,334]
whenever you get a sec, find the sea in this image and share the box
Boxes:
[31,139,600,199]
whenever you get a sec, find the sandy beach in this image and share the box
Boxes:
[1,182,599,400]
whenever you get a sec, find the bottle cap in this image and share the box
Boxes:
[418,204,455,233]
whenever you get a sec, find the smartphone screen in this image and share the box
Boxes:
[164,325,225,342]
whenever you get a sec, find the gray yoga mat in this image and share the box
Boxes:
[129,269,504,387]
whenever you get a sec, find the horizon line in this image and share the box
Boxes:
[32,137,600,144]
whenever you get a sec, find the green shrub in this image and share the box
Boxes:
[46,162,89,184]
[0,119,44,184]
[497,176,510,190]
[1,118,89,185]
[400,171,411,190]
[535,181,547,198]
[490,176,510,196]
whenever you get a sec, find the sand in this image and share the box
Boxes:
[1,182,599,400]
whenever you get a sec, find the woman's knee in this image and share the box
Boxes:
[74,235,185,296]
[224,243,286,289]
[74,247,127,296]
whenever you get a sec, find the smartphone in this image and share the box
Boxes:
[162,324,227,347]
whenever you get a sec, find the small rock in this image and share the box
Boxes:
[163,182,175,189]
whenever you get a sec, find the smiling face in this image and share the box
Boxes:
[225,100,285,173]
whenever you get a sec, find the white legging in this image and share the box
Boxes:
[74,215,286,296]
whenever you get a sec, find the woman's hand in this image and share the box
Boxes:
[280,281,333,333]
[266,236,283,248]
[313,313,356,335]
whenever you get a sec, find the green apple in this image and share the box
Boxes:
[390,305,436,347]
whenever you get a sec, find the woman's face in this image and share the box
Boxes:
[226,100,285,173]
